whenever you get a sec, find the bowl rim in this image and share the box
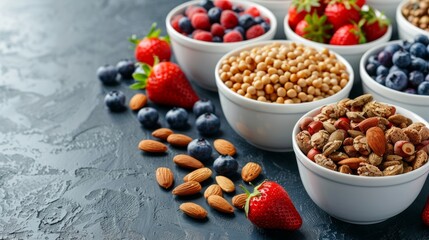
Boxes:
[292,103,429,187]
[165,0,277,49]
[359,40,429,104]
[396,0,429,39]
[283,6,392,52]
[214,40,355,114]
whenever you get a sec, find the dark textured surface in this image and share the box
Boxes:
[0,0,428,239]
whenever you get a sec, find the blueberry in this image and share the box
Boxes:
[409,71,425,87]
[393,50,412,68]
[213,36,223,42]
[384,44,402,55]
[208,7,222,23]
[213,155,238,176]
[418,82,429,95]
[187,138,213,161]
[410,43,428,59]
[404,88,417,94]
[411,57,427,72]
[426,74,429,82]
[414,34,429,45]
[97,64,119,85]
[389,65,409,76]
[376,65,389,76]
[375,75,386,85]
[238,14,256,30]
[199,0,215,11]
[179,17,193,34]
[254,16,264,24]
[196,113,221,135]
[165,107,188,129]
[104,90,126,112]
[385,71,408,91]
[234,26,245,37]
[137,107,159,128]
[368,55,379,64]
[193,98,215,117]
[116,59,135,79]
[365,62,379,76]
[232,5,244,13]
[402,40,412,51]
[377,50,393,67]
[261,22,270,32]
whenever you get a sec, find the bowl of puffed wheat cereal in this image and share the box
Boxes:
[215,40,354,151]
[293,93,429,224]
[397,0,429,40]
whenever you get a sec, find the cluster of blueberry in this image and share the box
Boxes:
[365,34,429,95]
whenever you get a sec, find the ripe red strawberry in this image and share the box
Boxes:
[223,30,243,42]
[129,23,171,66]
[362,6,389,42]
[246,25,265,39]
[214,0,233,10]
[194,31,213,42]
[191,13,211,30]
[288,0,321,30]
[356,0,366,7]
[294,13,333,43]
[242,181,302,230]
[422,195,429,226]
[330,22,366,45]
[131,60,199,109]
[220,10,238,29]
[325,0,361,30]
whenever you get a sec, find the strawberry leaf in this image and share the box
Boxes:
[141,64,151,74]
[147,22,161,38]
[292,0,320,13]
[133,73,147,82]
[128,34,140,46]
[130,82,145,90]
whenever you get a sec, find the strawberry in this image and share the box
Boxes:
[325,0,361,30]
[330,22,366,45]
[294,13,333,43]
[131,59,199,109]
[422,195,429,226]
[129,23,171,66]
[242,181,302,230]
[220,10,238,29]
[214,0,233,10]
[356,0,366,7]
[361,6,389,42]
[191,13,211,30]
[288,0,321,30]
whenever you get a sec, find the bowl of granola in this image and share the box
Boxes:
[292,94,429,224]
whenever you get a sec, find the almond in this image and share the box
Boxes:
[173,154,204,169]
[152,128,173,140]
[167,133,192,147]
[179,202,208,219]
[215,176,235,193]
[232,193,247,209]
[357,117,379,133]
[337,158,366,169]
[207,195,234,214]
[183,167,212,183]
[155,167,174,189]
[204,184,223,199]
[241,162,262,182]
[138,140,167,153]
[129,93,147,111]
[172,181,202,196]
[366,126,386,156]
[214,139,236,156]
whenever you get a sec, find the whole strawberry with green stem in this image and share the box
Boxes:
[330,20,366,45]
[129,23,171,66]
[295,12,333,43]
[131,58,199,109]
[288,0,321,31]
[361,6,389,42]
[325,0,361,30]
[242,181,302,230]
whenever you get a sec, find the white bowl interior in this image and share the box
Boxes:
[292,104,429,224]
[166,0,277,91]
[215,40,354,151]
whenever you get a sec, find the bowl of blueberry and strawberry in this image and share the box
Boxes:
[284,0,392,81]
[166,0,277,91]
[360,34,429,120]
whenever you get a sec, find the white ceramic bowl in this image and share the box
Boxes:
[367,0,402,38]
[284,8,392,83]
[166,0,277,91]
[247,0,292,39]
[293,104,429,224]
[396,0,429,41]
[215,40,354,152]
[360,40,429,121]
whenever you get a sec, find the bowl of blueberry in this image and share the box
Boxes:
[360,34,429,120]
[166,0,277,91]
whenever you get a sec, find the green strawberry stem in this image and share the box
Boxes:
[241,181,266,218]
[128,22,170,47]
[130,56,159,90]
[303,12,333,43]
[292,0,320,12]
[361,6,390,27]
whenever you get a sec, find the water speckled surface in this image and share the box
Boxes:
[0,0,429,239]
